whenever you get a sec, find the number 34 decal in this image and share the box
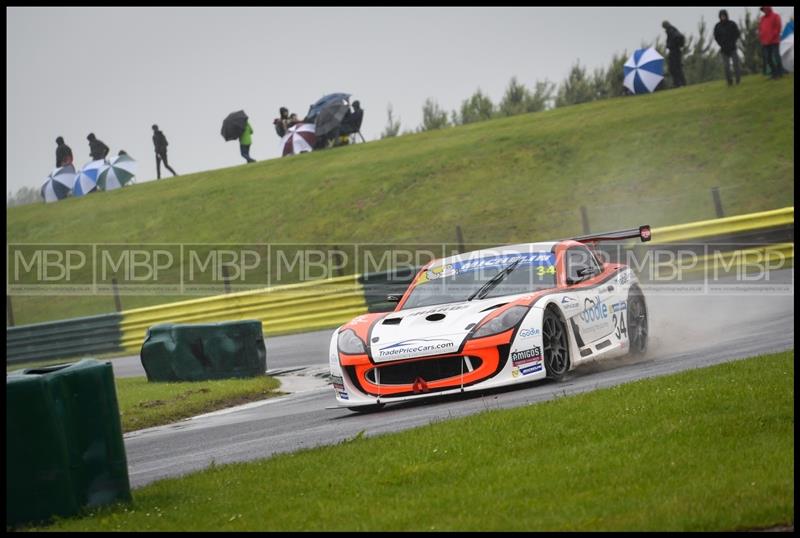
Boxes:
[613,313,627,339]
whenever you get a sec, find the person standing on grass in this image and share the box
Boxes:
[55,136,73,167]
[87,133,109,161]
[714,10,742,86]
[239,120,256,163]
[759,6,783,79]
[152,124,178,179]
[662,21,687,88]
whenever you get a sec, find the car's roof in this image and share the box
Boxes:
[432,241,559,268]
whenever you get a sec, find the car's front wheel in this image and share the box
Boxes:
[627,286,648,356]
[543,307,570,380]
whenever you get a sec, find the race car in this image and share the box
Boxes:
[329,226,651,412]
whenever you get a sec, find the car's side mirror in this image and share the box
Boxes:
[386,294,402,303]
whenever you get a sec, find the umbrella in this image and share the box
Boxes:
[281,123,316,156]
[40,164,75,203]
[623,47,664,94]
[305,93,351,124]
[780,22,794,72]
[221,110,248,141]
[73,160,104,196]
[98,153,137,191]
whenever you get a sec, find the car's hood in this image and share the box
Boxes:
[369,296,524,363]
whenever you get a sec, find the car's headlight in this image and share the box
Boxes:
[471,305,529,339]
[337,329,366,354]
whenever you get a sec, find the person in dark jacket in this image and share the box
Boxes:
[152,124,178,179]
[662,21,687,88]
[87,133,109,161]
[759,6,783,78]
[55,136,73,167]
[714,9,742,85]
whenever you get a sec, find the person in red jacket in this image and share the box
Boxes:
[759,6,783,78]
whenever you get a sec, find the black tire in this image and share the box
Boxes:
[347,403,385,414]
[543,307,570,380]
[627,286,649,356]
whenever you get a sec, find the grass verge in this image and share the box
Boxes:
[30,350,793,531]
[114,375,282,433]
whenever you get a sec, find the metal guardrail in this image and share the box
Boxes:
[119,274,367,352]
[6,313,123,364]
[6,207,794,363]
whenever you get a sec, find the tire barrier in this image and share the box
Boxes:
[6,207,794,364]
[6,359,130,527]
[140,320,267,382]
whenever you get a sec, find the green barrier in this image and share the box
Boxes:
[140,320,267,382]
[6,359,131,527]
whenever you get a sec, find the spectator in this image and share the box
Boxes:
[759,6,783,79]
[288,113,302,127]
[662,21,687,88]
[55,136,73,167]
[340,100,365,142]
[152,124,178,179]
[274,107,289,137]
[714,9,742,86]
[87,133,109,161]
[239,121,256,163]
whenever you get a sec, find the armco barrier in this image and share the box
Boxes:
[6,207,794,363]
[119,273,368,352]
[6,313,123,364]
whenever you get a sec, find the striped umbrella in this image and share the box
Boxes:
[623,47,664,94]
[40,164,76,203]
[98,153,137,191]
[73,159,105,196]
[281,123,316,156]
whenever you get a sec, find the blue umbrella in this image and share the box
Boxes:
[305,92,351,123]
[780,20,793,72]
[73,160,104,196]
[623,47,664,94]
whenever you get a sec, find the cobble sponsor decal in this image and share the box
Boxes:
[511,346,542,366]
[377,338,455,358]
[561,295,580,310]
[518,327,541,338]
[580,296,608,323]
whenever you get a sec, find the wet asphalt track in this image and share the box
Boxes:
[121,270,793,489]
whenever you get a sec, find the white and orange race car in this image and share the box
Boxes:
[329,226,652,412]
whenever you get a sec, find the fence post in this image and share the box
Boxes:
[455,225,465,254]
[580,206,591,234]
[711,186,724,218]
[7,295,15,327]
[111,278,122,312]
[221,264,232,294]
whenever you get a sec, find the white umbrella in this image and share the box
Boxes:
[780,32,793,73]
[281,123,316,156]
[73,159,104,197]
[623,47,665,94]
[98,153,137,191]
[40,164,76,203]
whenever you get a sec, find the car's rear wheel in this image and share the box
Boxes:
[347,403,385,414]
[627,286,648,356]
[543,308,570,380]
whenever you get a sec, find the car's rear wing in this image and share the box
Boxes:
[571,225,651,243]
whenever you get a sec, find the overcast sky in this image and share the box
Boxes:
[6,6,794,194]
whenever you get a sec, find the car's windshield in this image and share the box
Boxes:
[401,252,557,310]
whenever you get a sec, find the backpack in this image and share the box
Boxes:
[274,120,286,138]
[676,31,686,48]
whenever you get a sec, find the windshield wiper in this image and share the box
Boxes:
[467,257,522,302]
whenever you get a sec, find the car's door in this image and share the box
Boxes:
[563,245,615,345]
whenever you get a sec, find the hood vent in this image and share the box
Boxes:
[480,302,508,312]
[382,317,402,325]
[425,313,446,321]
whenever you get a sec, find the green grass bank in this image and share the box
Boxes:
[7,75,794,324]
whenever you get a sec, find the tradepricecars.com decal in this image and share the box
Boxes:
[374,338,456,361]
